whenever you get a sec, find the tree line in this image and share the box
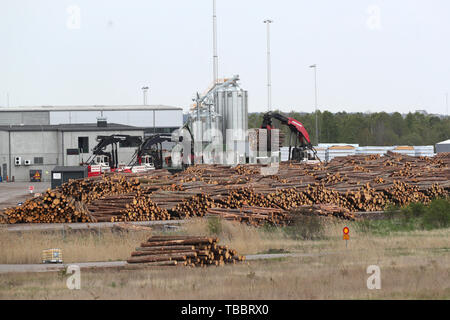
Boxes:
[248,111,450,147]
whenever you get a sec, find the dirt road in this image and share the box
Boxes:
[0,182,50,210]
[0,252,338,274]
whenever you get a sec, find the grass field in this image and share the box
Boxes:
[0,210,449,299]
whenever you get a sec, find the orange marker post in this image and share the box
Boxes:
[343,227,350,247]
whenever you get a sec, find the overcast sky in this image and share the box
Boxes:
[1,0,449,115]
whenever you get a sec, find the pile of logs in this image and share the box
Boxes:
[173,194,215,218]
[1,190,94,223]
[87,192,170,223]
[1,171,172,224]
[206,206,290,226]
[1,152,449,224]
[206,203,355,227]
[433,152,450,165]
[289,204,355,220]
[60,174,141,203]
[127,235,245,267]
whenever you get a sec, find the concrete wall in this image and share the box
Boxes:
[0,109,183,128]
[1,129,144,182]
[7,130,59,182]
[0,111,50,125]
[49,110,183,128]
[0,131,9,180]
[0,130,9,154]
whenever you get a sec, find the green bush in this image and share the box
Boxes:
[401,202,427,221]
[384,202,400,219]
[206,216,222,235]
[421,198,450,229]
[358,198,450,235]
[284,214,325,240]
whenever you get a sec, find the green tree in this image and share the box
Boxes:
[247,110,449,146]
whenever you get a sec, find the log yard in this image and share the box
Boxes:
[0,0,449,311]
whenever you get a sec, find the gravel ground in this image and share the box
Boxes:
[0,182,50,210]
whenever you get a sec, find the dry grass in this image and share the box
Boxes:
[0,247,448,299]
[183,218,307,254]
[0,229,149,264]
[0,218,337,264]
[2,218,449,264]
[0,218,449,299]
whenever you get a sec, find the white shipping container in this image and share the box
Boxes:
[356,146,395,155]
[280,147,290,161]
[414,146,434,157]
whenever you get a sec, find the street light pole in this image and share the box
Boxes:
[309,64,318,145]
[264,19,273,112]
[446,92,449,117]
[213,0,218,84]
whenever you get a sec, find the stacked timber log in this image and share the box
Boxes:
[206,206,290,226]
[2,152,449,224]
[207,203,355,226]
[173,194,215,218]
[0,212,8,224]
[1,190,94,223]
[87,192,170,222]
[0,171,171,224]
[219,187,273,209]
[127,235,245,267]
[59,174,141,203]
[289,204,355,220]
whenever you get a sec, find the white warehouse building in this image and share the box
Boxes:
[0,105,183,136]
[0,105,184,182]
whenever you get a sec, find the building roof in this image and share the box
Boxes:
[0,105,182,112]
[0,123,146,132]
[436,139,450,145]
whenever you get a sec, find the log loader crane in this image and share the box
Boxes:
[128,133,173,170]
[129,124,195,170]
[83,134,142,176]
[260,111,320,162]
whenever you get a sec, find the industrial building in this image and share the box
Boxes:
[436,139,450,153]
[0,104,184,182]
[0,105,183,136]
[0,123,145,182]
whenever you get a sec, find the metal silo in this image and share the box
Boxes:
[187,75,248,164]
[214,84,248,145]
[189,109,221,143]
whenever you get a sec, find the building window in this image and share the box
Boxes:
[78,137,89,153]
[34,157,44,164]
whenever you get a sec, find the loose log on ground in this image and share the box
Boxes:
[127,235,245,267]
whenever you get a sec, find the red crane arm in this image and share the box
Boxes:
[287,118,311,144]
[261,112,312,146]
